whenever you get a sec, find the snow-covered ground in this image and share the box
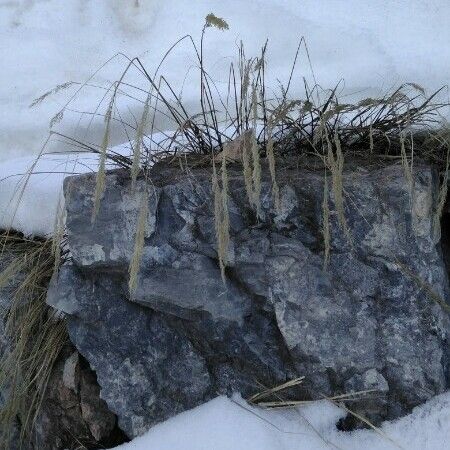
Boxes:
[0,152,99,236]
[1,0,450,161]
[113,393,450,450]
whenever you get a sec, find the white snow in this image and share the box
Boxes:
[1,0,450,162]
[0,152,99,236]
[113,393,450,450]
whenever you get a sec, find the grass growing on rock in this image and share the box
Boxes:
[32,19,450,289]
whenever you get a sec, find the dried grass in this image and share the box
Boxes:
[128,189,149,294]
[213,155,230,282]
[400,132,414,196]
[35,30,448,288]
[131,93,151,189]
[0,232,67,447]
[266,128,280,212]
[251,85,262,217]
[242,130,254,205]
[91,96,114,223]
[248,376,402,449]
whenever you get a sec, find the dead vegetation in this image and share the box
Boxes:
[0,231,68,448]
[33,22,449,286]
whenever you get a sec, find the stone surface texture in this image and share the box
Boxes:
[46,159,450,438]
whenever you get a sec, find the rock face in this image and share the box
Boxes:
[48,159,450,438]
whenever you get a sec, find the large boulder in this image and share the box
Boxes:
[48,159,450,437]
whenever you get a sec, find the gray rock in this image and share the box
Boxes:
[344,369,389,425]
[52,159,449,436]
[64,170,160,269]
[48,264,212,438]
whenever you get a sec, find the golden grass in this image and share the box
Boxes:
[323,129,351,245]
[213,155,230,282]
[0,233,67,447]
[128,190,150,295]
[400,132,414,197]
[132,93,151,189]
[242,130,254,205]
[248,376,402,449]
[434,146,450,238]
[92,96,114,223]
[251,84,262,217]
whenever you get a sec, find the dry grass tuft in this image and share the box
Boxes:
[248,376,401,448]
[0,232,67,447]
[213,155,230,282]
[242,131,254,205]
[131,94,151,189]
[434,153,449,239]
[266,127,280,212]
[323,129,351,242]
[24,22,450,300]
[250,85,262,217]
[400,132,414,197]
[205,13,229,31]
[92,96,114,223]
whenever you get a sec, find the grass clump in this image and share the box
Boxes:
[28,14,450,285]
[213,154,230,282]
[129,189,150,294]
[0,231,67,448]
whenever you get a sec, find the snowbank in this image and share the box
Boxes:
[0,152,100,236]
[1,0,449,161]
[113,393,450,450]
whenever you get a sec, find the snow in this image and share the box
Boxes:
[113,393,450,450]
[0,152,99,236]
[1,0,450,162]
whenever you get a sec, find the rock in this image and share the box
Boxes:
[33,346,121,450]
[343,369,389,426]
[49,159,449,436]
[48,264,213,438]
